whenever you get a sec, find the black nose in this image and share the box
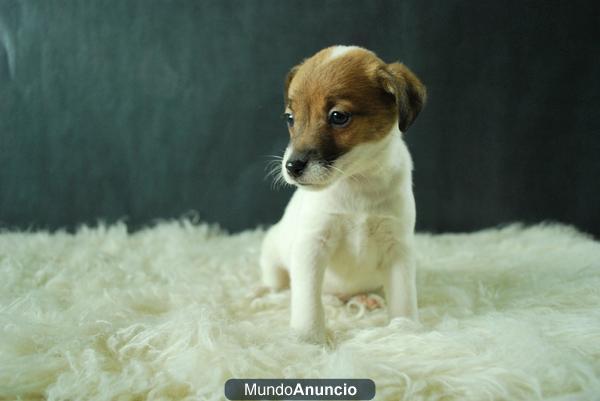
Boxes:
[286,159,308,178]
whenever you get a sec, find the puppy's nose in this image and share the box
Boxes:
[286,158,308,178]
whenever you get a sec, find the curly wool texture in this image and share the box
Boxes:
[0,221,599,401]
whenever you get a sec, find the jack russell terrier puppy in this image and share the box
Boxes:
[260,45,426,343]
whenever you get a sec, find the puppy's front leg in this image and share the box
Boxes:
[384,244,419,322]
[289,240,328,343]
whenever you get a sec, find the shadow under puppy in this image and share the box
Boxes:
[260,45,426,343]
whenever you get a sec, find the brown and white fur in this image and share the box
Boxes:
[260,46,426,343]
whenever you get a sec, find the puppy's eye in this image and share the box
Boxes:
[283,113,294,127]
[329,111,351,127]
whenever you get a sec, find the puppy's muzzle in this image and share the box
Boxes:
[286,158,307,178]
[285,150,314,178]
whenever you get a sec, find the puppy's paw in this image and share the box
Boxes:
[345,293,386,317]
[387,315,422,332]
[292,327,327,345]
[291,320,328,344]
[244,285,283,310]
[247,285,273,300]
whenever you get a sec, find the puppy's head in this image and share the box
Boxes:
[280,45,426,189]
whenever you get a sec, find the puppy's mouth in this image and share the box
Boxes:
[294,179,329,188]
[282,160,341,189]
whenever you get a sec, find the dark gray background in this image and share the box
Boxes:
[1,0,599,236]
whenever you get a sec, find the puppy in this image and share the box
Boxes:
[260,46,426,343]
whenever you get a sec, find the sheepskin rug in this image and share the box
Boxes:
[1,220,600,401]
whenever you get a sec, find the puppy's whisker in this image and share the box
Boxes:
[263,156,288,185]
[265,167,280,180]
[261,154,284,160]
[272,173,291,190]
[265,161,291,190]
[327,165,344,174]
[264,159,282,169]
[328,164,355,182]
[328,164,363,184]
[264,164,282,181]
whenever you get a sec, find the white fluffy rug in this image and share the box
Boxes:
[1,221,600,401]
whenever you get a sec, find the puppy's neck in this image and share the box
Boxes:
[338,128,410,190]
[299,133,411,220]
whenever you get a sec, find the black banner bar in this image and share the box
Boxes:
[224,379,375,400]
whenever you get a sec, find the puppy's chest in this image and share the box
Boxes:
[331,215,396,269]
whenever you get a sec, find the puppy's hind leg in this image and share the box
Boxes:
[384,243,419,322]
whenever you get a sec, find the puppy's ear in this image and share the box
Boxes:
[378,63,426,132]
[284,65,300,100]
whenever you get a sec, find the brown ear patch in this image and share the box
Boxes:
[378,63,427,132]
[284,65,300,100]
